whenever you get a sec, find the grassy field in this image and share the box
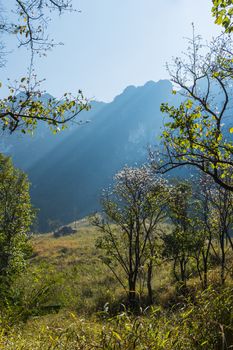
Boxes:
[26,220,173,313]
[18,220,121,316]
[1,219,233,349]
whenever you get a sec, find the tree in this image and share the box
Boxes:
[142,178,169,304]
[92,166,168,307]
[162,181,200,289]
[0,153,34,293]
[160,31,233,191]
[212,0,233,32]
[0,1,89,133]
[191,175,215,289]
[210,181,233,284]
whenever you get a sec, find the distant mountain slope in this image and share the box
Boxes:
[1,80,176,231]
[0,100,105,170]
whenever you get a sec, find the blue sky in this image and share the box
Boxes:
[1,0,221,102]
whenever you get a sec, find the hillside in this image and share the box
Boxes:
[1,80,176,231]
[1,219,232,349]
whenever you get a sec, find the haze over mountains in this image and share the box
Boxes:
[1,80,177,231]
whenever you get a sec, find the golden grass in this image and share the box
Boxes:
[31,219,101,266]
[1,219,233,349]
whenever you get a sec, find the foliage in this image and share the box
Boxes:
[160,32,233,191]
[191,175,217,289]
[1,1,75,54]
[212,0,233,32]
[6,223,122,320]
[0,85,89,133]
[0,153,34,295]
[0,1,89,133]
[162,181,200,287]
[210,183,233,284]
[0,218,231,348]
[92,166,169,307]
[97,287,233,350]
[1,286,233,349]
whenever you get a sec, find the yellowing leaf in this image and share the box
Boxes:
[113,331,122,341]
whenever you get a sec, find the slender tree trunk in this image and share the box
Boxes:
[203,269,208,290]
[202,252,209,290]
[195,255,204,289]
[128,274,137,308]
[220,231,226,285]
[147,260,153,305]
[180,258,187,287]
[173,258,179,282]
[220,249,226,286]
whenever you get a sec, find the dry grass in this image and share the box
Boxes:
[31,219,101,265]
[1,219,233,349]
[11,219,123,316]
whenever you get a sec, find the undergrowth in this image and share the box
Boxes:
[0,222,232,349]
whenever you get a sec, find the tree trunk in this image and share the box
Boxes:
[147,260,153,305]
[128,276,137,308]
[220,232,226,285]
[180,258,187,287]
[203,257,208,290]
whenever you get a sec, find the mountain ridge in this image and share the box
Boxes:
[1,79,175,231]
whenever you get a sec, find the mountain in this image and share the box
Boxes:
[1,80,176,231]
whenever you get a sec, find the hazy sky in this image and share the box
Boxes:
[2,0,221,102]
